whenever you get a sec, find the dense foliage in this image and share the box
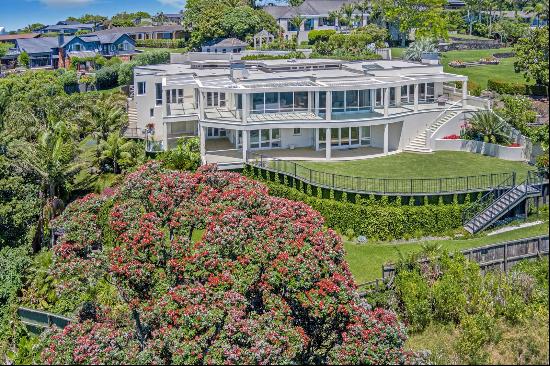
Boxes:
[514,26,549,87]
[245,168,465,241]
[367,250,549,364]
[38,162,416,364]
[310,25,387,60]
[183,0,278,49]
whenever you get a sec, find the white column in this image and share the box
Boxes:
[370,89,376,110]
[384,88,390,117]
[200,125,207,161]
[413,84,419,112]
[199,91,205,120]
[325,128,332,160]
[326,91,332,120]
[383,123,389,155]
[396,85,402,106]
[308,91,314,112]
[315,128,320,151]
[242,129,248,161]
[314,91,319,115]
[241,93,248,124]
[462,81,468,106]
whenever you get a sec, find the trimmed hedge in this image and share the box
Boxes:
[136,38,186,49]
[487,79,548,96]
[244,167,466,241]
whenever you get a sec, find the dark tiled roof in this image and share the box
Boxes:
[42,24,96,32]
[91,25,183,36]
[0,33,40,42]
[16,37,59,54]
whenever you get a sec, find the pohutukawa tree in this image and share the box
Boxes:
[41,162,417,365]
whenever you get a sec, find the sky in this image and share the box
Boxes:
[0,0,187,31]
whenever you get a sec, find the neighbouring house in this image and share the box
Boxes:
[8,32,136,69]
[35,21,101,35]
[445,0,465,9]
[263,0,367,44]
[92,25,185,41]
[201,38,248,54]
[0,33,40,43]
[131,57,482,167]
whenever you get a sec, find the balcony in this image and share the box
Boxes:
[165,102,198,118]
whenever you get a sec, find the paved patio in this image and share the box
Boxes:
[204,138,388,165]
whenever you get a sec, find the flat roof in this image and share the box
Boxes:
[135,59,467,92]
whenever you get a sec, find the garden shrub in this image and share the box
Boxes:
[394,270,432,332]
[308,29,336,44]
[95,66,119,90]
[133,50,170,66]
[455,313,495,364]
[38,162,418,364]
[487,79,528,95]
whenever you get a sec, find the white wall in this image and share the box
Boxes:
[389,121,403,151]
[434,139,527,161]
[281,128,314,148]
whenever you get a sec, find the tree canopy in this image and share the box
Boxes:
[183,0,279,49]
[39,162,415,364]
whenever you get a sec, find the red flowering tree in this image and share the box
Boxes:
[42,162,416,364]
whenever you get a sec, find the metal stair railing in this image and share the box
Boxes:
[462,172,516,226]
[463,170,544,232]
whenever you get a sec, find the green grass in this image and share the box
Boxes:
[441,47,529,88]
[391,46,528,88]
[297,151,532,181]
[344,220,549,284]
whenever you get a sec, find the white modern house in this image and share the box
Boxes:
[131,58,483,168]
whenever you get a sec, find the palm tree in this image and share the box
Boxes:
[99,132,135,174]
[289,15,305,46]
[10,122,81,252]
[402,38,438,61]
[355,0,370,27]
[469,111,512,145]
[89,94,126,145]
[341,3,356,30]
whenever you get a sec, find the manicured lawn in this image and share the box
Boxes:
[391,46,528,88]
[297,151,532,181]
[344,220,549,284]
[441,47,529,88]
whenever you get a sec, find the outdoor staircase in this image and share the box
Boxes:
[404,111,461,153]
[463,173,543,234]
[123,98,142,139]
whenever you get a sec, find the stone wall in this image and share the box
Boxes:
[438,40,504,52]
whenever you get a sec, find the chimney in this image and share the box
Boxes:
[58,32,65,47]
[229,60,248,80]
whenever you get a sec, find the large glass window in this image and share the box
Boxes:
[318,91,327,115]
[294,92,308,111]
[426,82,435,102]
[351,127,359,145]
[401,85,409,103]
[331,128,340,147]
[359,90,371,110]
[346,90,359,110]
[375,89,383,106]
[389,87,396,106]
[249,129,281,149]
[318,128,326,149]
[361,126,371,146]
[252,93,265,113]
[265,92,279,113]
[332,91,345,112]
[341,127,350,145]
[304,19,314,31]
[280,92,294,111]
[419,83,426,101]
